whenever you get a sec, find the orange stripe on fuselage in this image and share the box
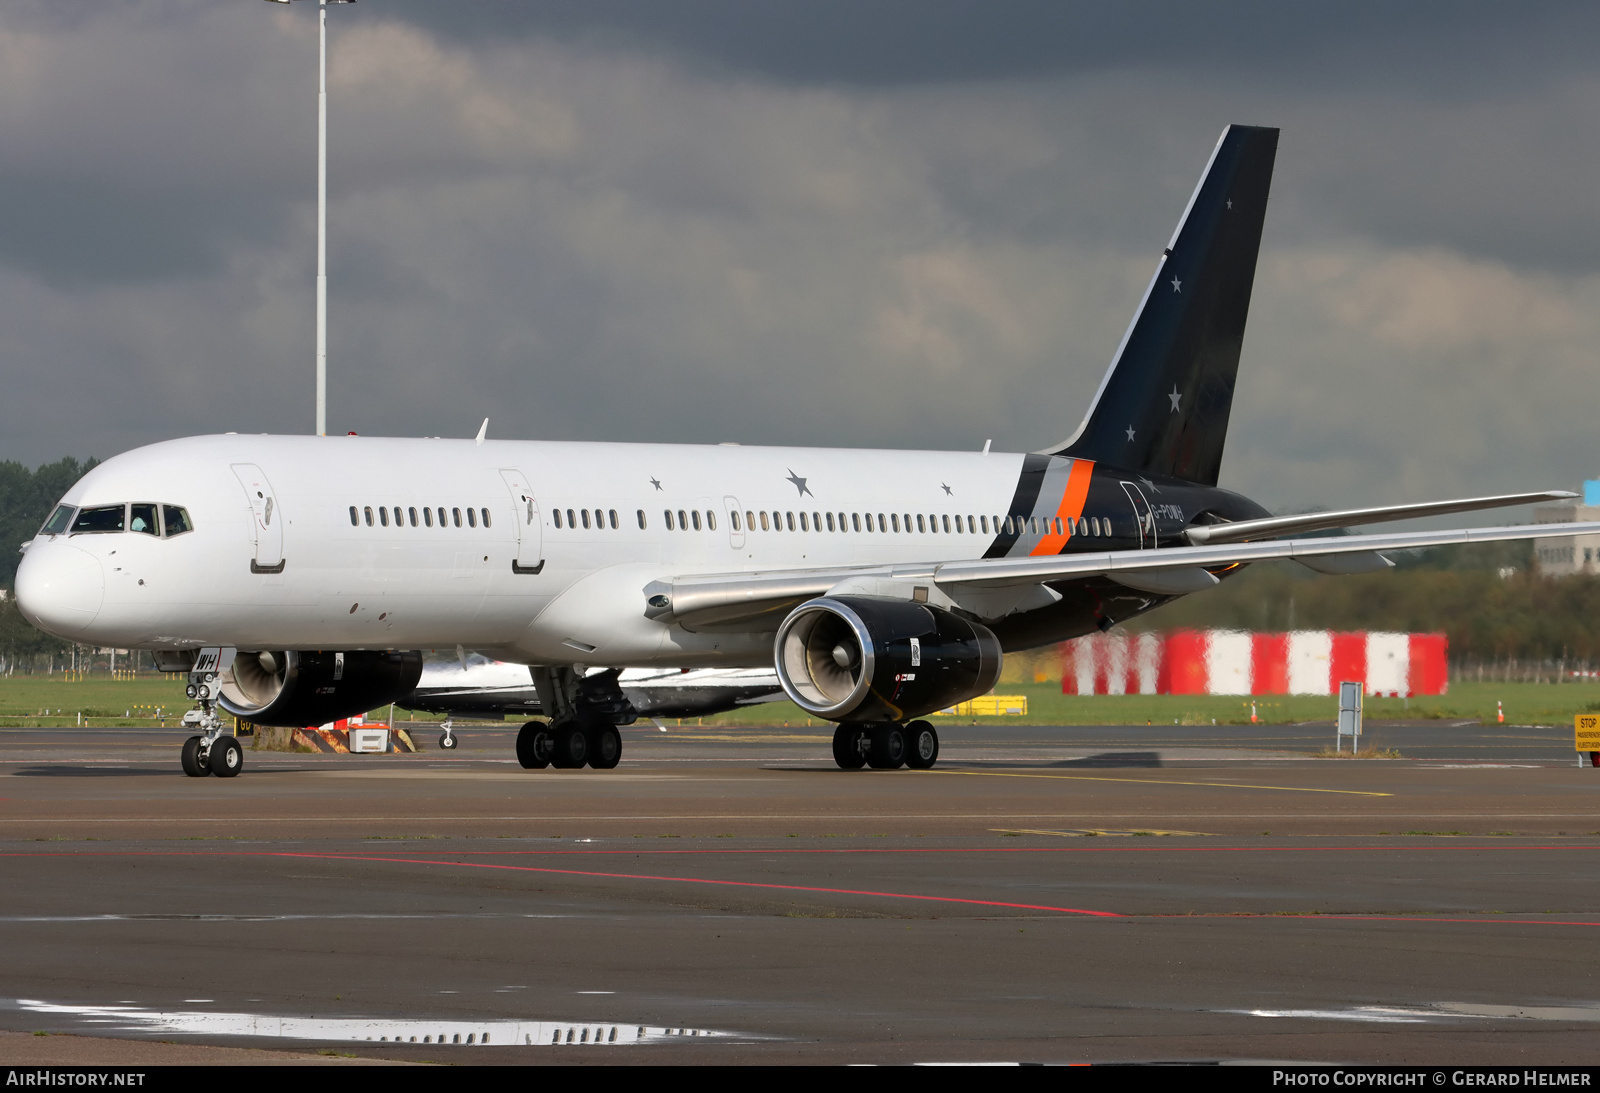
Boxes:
[1030,459,1095,556]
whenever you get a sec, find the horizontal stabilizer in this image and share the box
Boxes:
[1183,491,1575,545]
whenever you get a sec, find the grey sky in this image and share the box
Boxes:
[2,1,1597,513]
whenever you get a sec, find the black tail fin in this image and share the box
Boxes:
[1046,124,1278,486]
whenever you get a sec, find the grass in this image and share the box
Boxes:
[0,673,1595,729]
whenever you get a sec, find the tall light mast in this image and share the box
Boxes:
[265,0,354,436]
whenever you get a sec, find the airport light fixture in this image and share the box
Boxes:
[264,0,356,437]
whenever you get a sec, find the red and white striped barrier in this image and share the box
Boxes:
[1059,630,1448,697]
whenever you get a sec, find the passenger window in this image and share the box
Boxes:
[637,509,647,529]
[760,511,770,531]
[130,503,159,535]
[425,507,434,527]
[732,511,742,532]
[348,506,358,527]
[564,508,574,528]
[980,515,989,534]
[453,508,462,528]
[691,510,701,531]
[799,512,809,532]
[865,513,874,532]
[163,505,193,537]
[826,513,835,532]
[609,510,618,529]
[706,511,716,531]
[483,508,492,528]
[70,504,125,534]
[581,509,591,529]
[467,508,477,528]
[746,510,756,530]
[891,513,900,532]
[916,514,925,533]
[42,504,76,536]
[786,512,796,531]
[364,506,374,527]
[877,513,887,531]
[679,509,689,530]
[665,510,675,530]
[554,509,563,529]
[852,513,861,532]
[380,507,390,527]
[941,515,950,534]
[409,506,419,527]
[592,509,601,528]
[437,507,447,527]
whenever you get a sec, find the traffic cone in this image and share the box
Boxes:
[1250,703,1258,724]
[1497,700,1504,724]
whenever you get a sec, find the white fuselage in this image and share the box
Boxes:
[16,433,1038,668]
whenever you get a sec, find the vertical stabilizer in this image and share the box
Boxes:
[1046,125,1278,486]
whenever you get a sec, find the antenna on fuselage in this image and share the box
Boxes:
[474,418,488,445]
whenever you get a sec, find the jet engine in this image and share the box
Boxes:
[218,650,424,727]
[774,596,1002,722]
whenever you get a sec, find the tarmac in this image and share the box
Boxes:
[1,719,1598,1065]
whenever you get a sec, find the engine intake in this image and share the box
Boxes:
[218,650,424,727]
[774,596,1002,722]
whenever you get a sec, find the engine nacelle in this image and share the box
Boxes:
[774,596,1003,722]
[218,650,424,727]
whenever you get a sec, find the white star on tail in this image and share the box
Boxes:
[1168,386,1182,412]
[1171,276,1182,293]
[1125,425,1135,442]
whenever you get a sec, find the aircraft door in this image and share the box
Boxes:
[1120,481,1157,549]
[231,464,284,572]
[724,495,745,549]
[499,469,544,574]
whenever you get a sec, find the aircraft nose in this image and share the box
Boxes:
[15,542,105,637]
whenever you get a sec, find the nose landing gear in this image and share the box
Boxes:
[179,656,242,779]
[438,719,458,750]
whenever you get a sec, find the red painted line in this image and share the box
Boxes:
[1154,913,1600,928]
[270,851,1124,918]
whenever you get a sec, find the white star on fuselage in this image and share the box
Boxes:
[1171,276,1181,293]
[1168,386,1182,413]
[1125,425,1135,442]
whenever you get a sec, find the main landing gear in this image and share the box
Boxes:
[832,720,939,771]
[179,659,242,779]
[514,667,634,771]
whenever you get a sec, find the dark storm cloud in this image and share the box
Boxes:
[380,1,1593,93]
[1,0,1598,517]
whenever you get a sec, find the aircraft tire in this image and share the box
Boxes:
[587,725,622,769]
[866,724,907,769]
[904,721,939,769]
[550,723,589,769]
[208,736,243,778]
[181,736,210,778]
[832,725,867,770]
[516,720,551,769]
[439,733,458,750]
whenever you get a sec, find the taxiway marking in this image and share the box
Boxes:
[922,769,1392,796]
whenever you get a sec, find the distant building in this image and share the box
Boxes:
[1532,480,1600,576]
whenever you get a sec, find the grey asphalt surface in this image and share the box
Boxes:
[2,721,1599,1065]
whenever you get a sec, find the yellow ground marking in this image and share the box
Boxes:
[922,769,1391,797]
[992,827,1218,837]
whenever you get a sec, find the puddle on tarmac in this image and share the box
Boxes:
[14,998,735,1046]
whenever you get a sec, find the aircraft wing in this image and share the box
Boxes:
[645,519,1600,630]
[1183,490,1574,545]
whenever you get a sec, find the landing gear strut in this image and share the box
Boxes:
[832,721,938,771]
[519,667,636,771]
[439,719,458,750]
[180,653,242,779]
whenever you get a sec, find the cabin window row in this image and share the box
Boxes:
[554,508,621,530]
[350,505,491,529]
[725,510,1113,537]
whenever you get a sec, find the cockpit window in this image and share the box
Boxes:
[70,504,126,534]
[41,505,76,535]
[162,506,193,537]
[130,503,159,536]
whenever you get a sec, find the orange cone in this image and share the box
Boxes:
[1497,700,1504,724]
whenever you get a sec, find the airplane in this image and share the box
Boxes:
[401,656,784,733]
[14,123,1598,780]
